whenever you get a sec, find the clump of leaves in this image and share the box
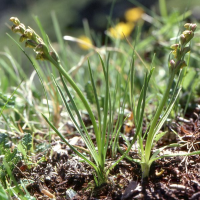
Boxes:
[0,132,33,189]
[0,133,21,187]
[9,17,126,186]
[17,133,32,163]
[120,23,200,178]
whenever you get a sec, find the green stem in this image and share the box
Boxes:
[140,162,150,178]
[144,73,175,163]
[47,56,100,150]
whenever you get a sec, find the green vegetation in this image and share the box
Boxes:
[0,1,200,199]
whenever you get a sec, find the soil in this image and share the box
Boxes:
[12,110,200,200]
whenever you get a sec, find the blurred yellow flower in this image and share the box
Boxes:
[78,35,93,50]
[108,22,134,39]
[125,7,144,22]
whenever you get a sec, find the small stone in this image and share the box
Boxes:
[66,188,77,200]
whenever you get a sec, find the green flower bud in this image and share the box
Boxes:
[182,30,194,44]
[172,49,177,58]
[24,29,33,39]
[11,24,25,34]
[191,24,197,32]
[35,43,48,53]
[184,23,190,29]
[11,25,20,33]
[35,44,50,61]
[19,35,28,42]
[172,47,181,59]
[50,51,59,62]
[170,44,179,50]
[10,17,20,25]
[25,40,38,48]
[184,23,197,32]
[169,59,175,68]
[180,34,186,46]
[18,24,26,34]
[36,52,46,60]
[35,44,43,52]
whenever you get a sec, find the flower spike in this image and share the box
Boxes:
[169,23,197,73]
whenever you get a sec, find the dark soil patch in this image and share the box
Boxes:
[12,112,200,200]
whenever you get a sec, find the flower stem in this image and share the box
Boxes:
[144,73,175,165]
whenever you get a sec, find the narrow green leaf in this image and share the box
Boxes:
[88,60,102,147]
[33,16,48,45]
[51,11,68,65]
[0,183,9,199]
[99,54,110,163]
[85,81,96,104]
[153,88,181,143]
[53,74,100,165]
[154,131,167,143]
[42,114,98,171]
[151,149,200,163]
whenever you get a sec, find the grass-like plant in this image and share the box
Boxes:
[118,23,200,178]
[9,17,127,186]
[9,16,200,186]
